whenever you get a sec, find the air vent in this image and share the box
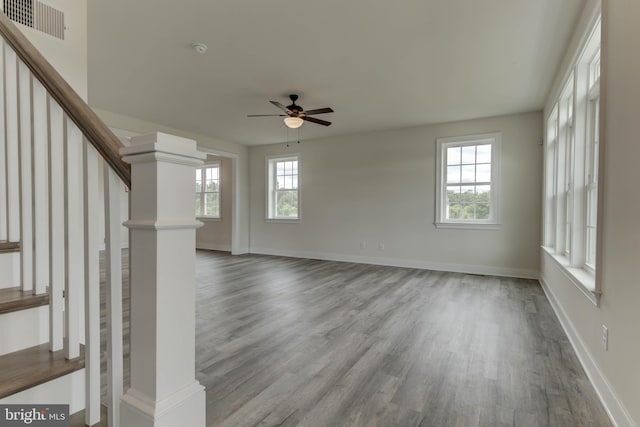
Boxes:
[3,0,64,40]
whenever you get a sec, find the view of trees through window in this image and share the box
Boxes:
[445,144,492,220]
[274,160,298,218]
[195,165,220,217]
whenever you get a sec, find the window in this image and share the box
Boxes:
[435,133,501,228]
[543,17,600,297]
[585,49,600,269]
[195,163,220,218]
[267,155,299,220]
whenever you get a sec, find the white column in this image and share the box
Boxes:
[120,132,206,427]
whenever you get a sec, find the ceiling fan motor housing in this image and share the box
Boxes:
[287,94,303,114]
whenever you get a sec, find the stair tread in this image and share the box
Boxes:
[0,241,20,253]
[0,343,85,399]
[0,287,49,315]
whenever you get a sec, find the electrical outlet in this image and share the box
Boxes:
[602,325,608,351]
[359,241,366,249]
[378,243,385,251]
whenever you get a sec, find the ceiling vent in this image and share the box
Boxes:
[3,0,65,40]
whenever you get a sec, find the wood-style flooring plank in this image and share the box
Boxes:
[193,251,612,427]
[73,250,612,426]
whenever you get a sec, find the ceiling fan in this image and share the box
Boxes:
[248,94,334,128]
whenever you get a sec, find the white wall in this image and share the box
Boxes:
[249,111,542,278]
[540,1,640,426]
[93,108,250,253]
[6,0,88,99]
[196,155,233,251]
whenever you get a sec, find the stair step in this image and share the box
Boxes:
[0,343,85,399]
[0,241,20,254]
[0,287,49,315]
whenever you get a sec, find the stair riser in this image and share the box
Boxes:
[0,369,85,416]
[0,305,49,356]
[0,252,20,290]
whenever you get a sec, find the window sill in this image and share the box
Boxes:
[434,222,501,230]
[197,216,221,222]
[266,218,300,223]
[542,246,600,306]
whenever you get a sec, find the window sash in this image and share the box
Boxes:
[195,164,220,218]
[267,156,300,220]
[435,134,500,226]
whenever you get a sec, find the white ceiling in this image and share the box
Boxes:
[87,0,585,146]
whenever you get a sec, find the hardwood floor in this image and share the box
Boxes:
[73,250,611,426]
[194,251,611,427]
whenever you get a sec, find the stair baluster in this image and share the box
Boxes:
[18,62,33,293]
[48,98,64,352]
[104,167,124,427]
[0,40,7,241]
[32,77,48,296]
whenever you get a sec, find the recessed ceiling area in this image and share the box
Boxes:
[87,0,585,146]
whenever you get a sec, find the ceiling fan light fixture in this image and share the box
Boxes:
[284,116,304,129]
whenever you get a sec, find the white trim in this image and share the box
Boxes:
[542,246,599,305]
[124,219,204,230]
[249,246,539,279]
[539,277,637,427]
[197,146,242,257]
[197,216,221,222]
[195,162,221,219]
[433,222,501,230]
[435,132,502,227]
[265,154,301,221]
[196,243,231,252]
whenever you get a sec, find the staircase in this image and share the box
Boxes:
[0,10,205,427]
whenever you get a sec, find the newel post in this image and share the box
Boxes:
[119,133,206,427]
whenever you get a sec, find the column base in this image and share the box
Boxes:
[120,381,205,427]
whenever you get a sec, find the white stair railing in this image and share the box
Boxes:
[1,10,205,427]
[0,12,128,426]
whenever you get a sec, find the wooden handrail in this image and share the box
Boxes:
[0,12,131,187]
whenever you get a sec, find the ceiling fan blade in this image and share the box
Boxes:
[303,107,334,115]
[270,101,292,114]
[247,114,286,117]
[302,116,332,126]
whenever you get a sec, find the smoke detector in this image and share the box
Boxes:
[191,43,208,54]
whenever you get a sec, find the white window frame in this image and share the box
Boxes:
[266,154,300,222]
[435,132,501,229]
[584,49,600,271]
[195,162,221,220]
[542,17,601,304]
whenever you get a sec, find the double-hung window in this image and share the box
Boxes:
[195,163,220,218]
[267,155,300,220]
[543,17,601,299]
[585,49,600,269]
[435,133,501,228]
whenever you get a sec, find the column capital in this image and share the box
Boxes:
[120,132,206,165]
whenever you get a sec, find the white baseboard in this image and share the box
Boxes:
[540,276,637,427]
[249,247,539,279]
[231,246,249,255]
[196,243,231,252]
